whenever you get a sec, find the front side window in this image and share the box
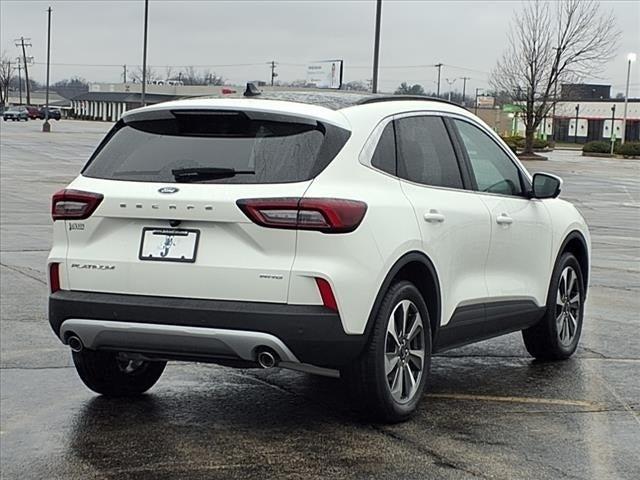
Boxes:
[395,116,463,189]
[453,120,524,196]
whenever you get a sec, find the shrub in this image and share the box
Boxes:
[614,142,640,157]
[532,138,551,150]
[501,135,551,151]
[582,141,611,154]
[501,135,525,149]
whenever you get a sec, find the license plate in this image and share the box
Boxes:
[139,228,200,263]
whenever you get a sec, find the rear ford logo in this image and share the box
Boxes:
[158,187,179,194]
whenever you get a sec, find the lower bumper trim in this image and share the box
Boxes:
[60,319,300,363]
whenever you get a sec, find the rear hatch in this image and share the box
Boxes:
[58,105,350,303]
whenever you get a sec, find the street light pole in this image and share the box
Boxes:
[445,78,456,102]
[371,0,382,93]
[43,6,52,132]
[621,52,637,145]
[610,104,616,155]
[574,104,580,144]
[141,0,149,107]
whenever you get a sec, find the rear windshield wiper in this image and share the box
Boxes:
[172,167,255,182]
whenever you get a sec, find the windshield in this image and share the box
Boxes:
[82,110,350,184]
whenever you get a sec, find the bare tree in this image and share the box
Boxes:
[491,0,620,154]
[342,80,370,92]
[394,82,426,96]
[130,66,159,84]
[181,66,224,85]
[0,52,15,106]
[164,65,174,82]
[183,66,199,85]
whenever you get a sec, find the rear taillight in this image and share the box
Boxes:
[52,189,103,221]
[236,198,367,233]
[315,277,338,312]
[49,263,60,293]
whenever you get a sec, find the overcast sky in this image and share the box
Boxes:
[1,0,639,96]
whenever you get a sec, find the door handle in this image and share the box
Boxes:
[424,210,445,223]
[496,213,513,225]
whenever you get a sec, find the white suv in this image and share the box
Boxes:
[48,91,590,422]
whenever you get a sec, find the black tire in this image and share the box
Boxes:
[72,349,166,396]
[522,252,585,360]
[342,281,432,423]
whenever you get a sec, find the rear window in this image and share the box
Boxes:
[82,110,350,184]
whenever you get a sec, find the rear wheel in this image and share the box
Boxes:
[522,252,585,360]
[343,281,431,423]
[72,349,166,396]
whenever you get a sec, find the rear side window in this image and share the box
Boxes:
[82,110,350,184]
[371,122,396,175]
[395,116,463,189]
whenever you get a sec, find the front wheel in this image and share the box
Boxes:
[522,252,585,360]
[72,349,166,396]
[342,281,432,423]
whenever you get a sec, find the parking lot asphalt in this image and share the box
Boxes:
[1,119,639,480]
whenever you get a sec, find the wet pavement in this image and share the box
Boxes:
[1,120,639,479]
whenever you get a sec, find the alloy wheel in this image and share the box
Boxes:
[384,299,425,404]
[556,266,581,346]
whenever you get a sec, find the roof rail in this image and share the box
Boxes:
[357,95,463,108]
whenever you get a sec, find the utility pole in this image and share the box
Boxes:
[434,63,443,97]
[123,64,127,83]
[270,60,278,86]
[141,0,149,107]
[14,37,32,105]
[371,0,382,93]
[16,59,22,105]
[43,6,52,132]
[460,76,470,106]
[474,87,483,115]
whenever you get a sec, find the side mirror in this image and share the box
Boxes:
[531,172,562,199]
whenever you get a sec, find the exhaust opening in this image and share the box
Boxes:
[67,335,83,353]
[256,347,279,369]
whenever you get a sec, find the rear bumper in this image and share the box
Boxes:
[49,290,368,368]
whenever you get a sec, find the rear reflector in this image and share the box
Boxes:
[49,263,60,293]
[237,198,367,233]
[52,189,103,221]
[315,277,338,312]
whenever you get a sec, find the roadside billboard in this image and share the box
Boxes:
[306,60,343,89]
[476,95,495,108]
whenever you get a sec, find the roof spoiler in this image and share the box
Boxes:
[243,82,262,97]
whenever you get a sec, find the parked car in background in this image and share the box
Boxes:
[3,107,29,121]
[25,106,40,119]
[38,107,62,121]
